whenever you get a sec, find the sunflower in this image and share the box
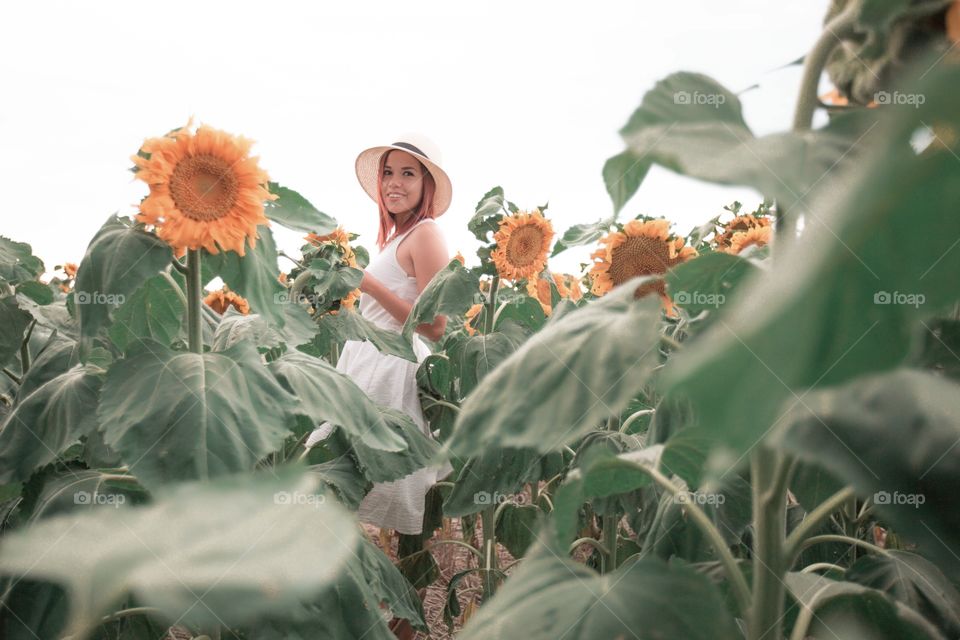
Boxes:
[339,288,360,312]
[724,225,772,256]
[203,287,251,315]
[714,214,771,251]
[589,218,696,315]
[306,227,358,268]
[555,273,584,302]
[306,227,350,247]
[525,276,554,316]
[132,120,276,257]
[490,209,554,281]
[464,303,483,336]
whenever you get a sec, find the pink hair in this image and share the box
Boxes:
[374,150,438,251]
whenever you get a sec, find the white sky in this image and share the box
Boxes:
[1,0,831,278]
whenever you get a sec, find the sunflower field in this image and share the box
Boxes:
[3,1,960,639]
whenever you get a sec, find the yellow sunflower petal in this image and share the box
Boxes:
[133,122,275,256]
[490,209,554,281]
[203,288,250,315]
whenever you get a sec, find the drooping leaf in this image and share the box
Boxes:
[551,216,616,257]
[268,351,405,451]
[311,310,417,362]
[446,282,662,455]
[107,274,184,352]
[15,336,76,400]
[772,369,960,581]
[203,224,286,326]
[350,407,440,483]
[402,260,479,343]
[495,503,540,557]
[98,339,295,489]
[0,296,32,369]
[784,572,945,640]
[603,150,650,214]
[306,259,363,304]
[14,280,54,305]
[0,364,102,484]
[211,304,316,352]
[458,542,740,640]
[467,186,506,243]
[661,60,960,475]
[75,216,172,343]
[845,551,960,638]
[264,182,338,235]
[665,251,758,320]
[0,236,44,285]
[443,448,565,517]
[0,468,359,635]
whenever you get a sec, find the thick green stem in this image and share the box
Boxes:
[780,3,860,242]
[484,276,500,334]
[797,534,891,558]
[19,319,36,375]
[602,513,619,574]
[619,408,655,433]
[569,537,609,556]
[783,486,856,568]
[2,368,21,384]
[476,275,501,602]
[748,449,792,640]
[632,463,751,616]
[791,3,860,132]
[480,505,498,600]
[186,250,203,354]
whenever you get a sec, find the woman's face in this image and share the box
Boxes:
[381,150,425,216]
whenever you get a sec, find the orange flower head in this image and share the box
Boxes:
[132,120,277,257]
[490,209,554,281]
[715,214,771,250]
[526,276,553,316]
[63,262,78,279]
[464,303,483,336]
[203,287,251,315]
[589,218,697,315]
[724,226,772,255]
[453,251,466,266]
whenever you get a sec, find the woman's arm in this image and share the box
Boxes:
[359,223,449,341]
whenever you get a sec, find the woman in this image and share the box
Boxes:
[305,133,453,534]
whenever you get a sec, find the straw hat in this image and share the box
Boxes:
[355,133,453,217]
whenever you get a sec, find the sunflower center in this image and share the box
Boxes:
[169,154,239,222]
[505,225,544,267]
[608,236,671,286]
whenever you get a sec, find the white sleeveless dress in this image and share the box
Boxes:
[305,218,450,534]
